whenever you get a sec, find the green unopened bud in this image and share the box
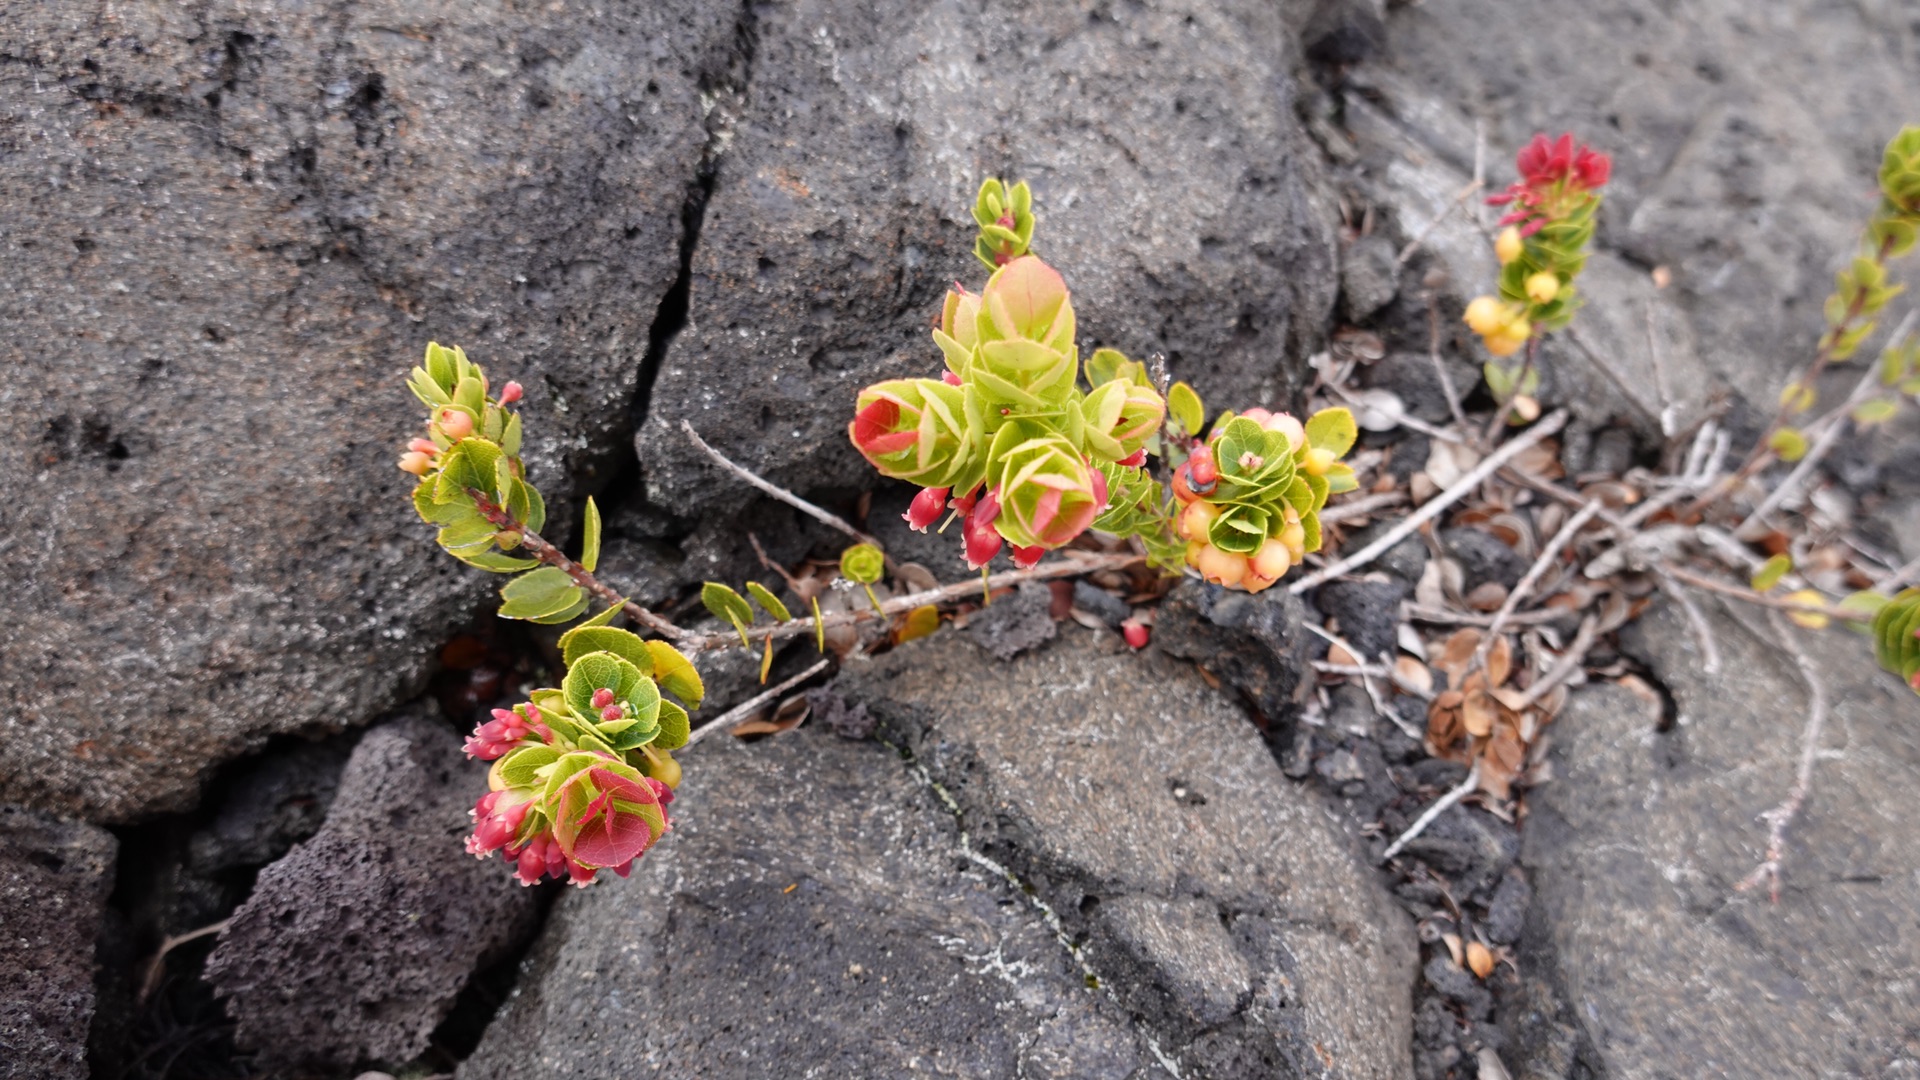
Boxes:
[990,432,1100,549]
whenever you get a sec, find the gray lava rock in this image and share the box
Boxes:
[1313,577,1408,663]
[1439,527,1525,592]
[847,628,1418,1078]
[206,712,540,1071]
[1522,596,1920,1077]
[188,732,359,875]
[964,580,1058,660]
[1364,352,1472,428]
[461,716,1155,1079]
[1343,0,1920,434]
[1340,234,1401,322]
[0,1,742,821]
[1072,580,1133,629]
[1155,578,1314,726]
[636,0,1338,515]
[0,807,116,1080]
[1341,517,1431,586]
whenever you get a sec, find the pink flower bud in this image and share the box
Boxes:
[499,380,524,405]
[942,370,963,386]
[1010,545,1045,569]
[437,407,475,440]
[962,507,1004,570]
[398,452,433,476]
[601,704,625,723]
[1090,464,1109,511]
[407,438,438,455]
[591,688,616,709]
[1117,447,1147,468]
[1122,620,1150,650]
[903,486,951,532]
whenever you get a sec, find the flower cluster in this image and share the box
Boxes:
[1465,133,1612,358]
[463,618,703,886]
[1170,406,1357,592]
[849,180,1167,571]
[401,343,549,570]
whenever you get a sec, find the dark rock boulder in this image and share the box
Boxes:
[1155,578,1315,727]
[465,628,1415,1079]
[460,706,1157,1079]
[0,0,741,821]
[0,806,117,1080]
[636,0,1339,515]
[1519,597,1920,1077]
[206,711,540,1071]
[849,628,1417,1078]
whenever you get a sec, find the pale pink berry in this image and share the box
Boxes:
[499,380,524,405]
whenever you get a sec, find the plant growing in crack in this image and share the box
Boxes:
[395,181,1365,885]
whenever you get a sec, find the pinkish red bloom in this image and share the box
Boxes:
[903,486,951,532]
[499,380,524,405]
[1117,448,1147,468]
[962,490,1005,569]
[464,707,543,760]
[1010,545,1045,569]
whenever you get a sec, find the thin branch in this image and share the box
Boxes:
[680,658,835,750]
[1480,500,1603,650]
[674,551,1145,653]
[1654,569,1723,676]
[1655,564,1870,623]
[1736,611,1832,903]
[683,420,884,551]
[138,918,232,1005]
[1290,410,1570,594]
[1381,763,1481,863]
[1427,292,1472,433]
[1403,602,1572,628]
[1396,179,1486,266]
[470,491,690,641]
[1317,489,1408,525]
[1511,614,1600,711]
[1737,317,1912,535]
[1878,551,1920,593]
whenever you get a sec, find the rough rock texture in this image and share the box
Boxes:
[636,0,1339,514]
[1156,579,1315,726]
[1518,597,1920,1077]
[464,628,1414,1080]
[1337,0,1920,434]
[0,806,117,1080]
[460,710,1157,1079]
[188,731,359,875]
[852,629,1417,1078]
[0,0,740,820]
[206,712,540,1071]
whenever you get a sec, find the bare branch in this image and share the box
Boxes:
[1318,490,1408,525]
[1381,763,1482,863]
[1480,499,1603,650]
[680,658,835,751]
[1654,569,1722,676]
[1510,614,1600,712]
[1655,564,1870,623]
[1736,611,1832,903]
[1427,292,1472,433]
[470,490,690,641]
[683,420,884,551]
[1290,410,1569,594]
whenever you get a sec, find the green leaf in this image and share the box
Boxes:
[745,581,791,621]
[560,626,651,670]
[701,582,755,626]
[1304,407,1358,458]
[1168,381,1204,434]
[525,592,589,626]
[580,496,602,573]
[1769,427,1810,462]
[425,342,459,390]
[1322,462,1359,495]
[840,544,885,585]
[1853,398,1900,426]
[654,700,690,750]
[644,640,705,709]
[498,744,560,788]
[1751,554,1792,592]
[576,600,624,631]
[1483,361,1517,400]
[501,410,523,457]
[500,567,584,621]
[452,549,541,573]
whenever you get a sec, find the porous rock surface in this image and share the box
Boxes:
[0,806,117,1080]
[206,711,540,1071]
[462,628,1415,1079]
[1339,0,1920,434]
[1515,597,1920,1078]
[636,0,1339,514]
[0,0,740,820]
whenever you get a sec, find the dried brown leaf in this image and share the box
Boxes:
[1466,940,1496,979]
[1393,656,1434,697]
[1462,690,1497,737]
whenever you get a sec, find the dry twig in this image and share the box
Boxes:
[683,420,885,552]
[1290,410,1570,594]
[1381,763,1482,863]
[1735,611,1832,902]
[680,658,835,750]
